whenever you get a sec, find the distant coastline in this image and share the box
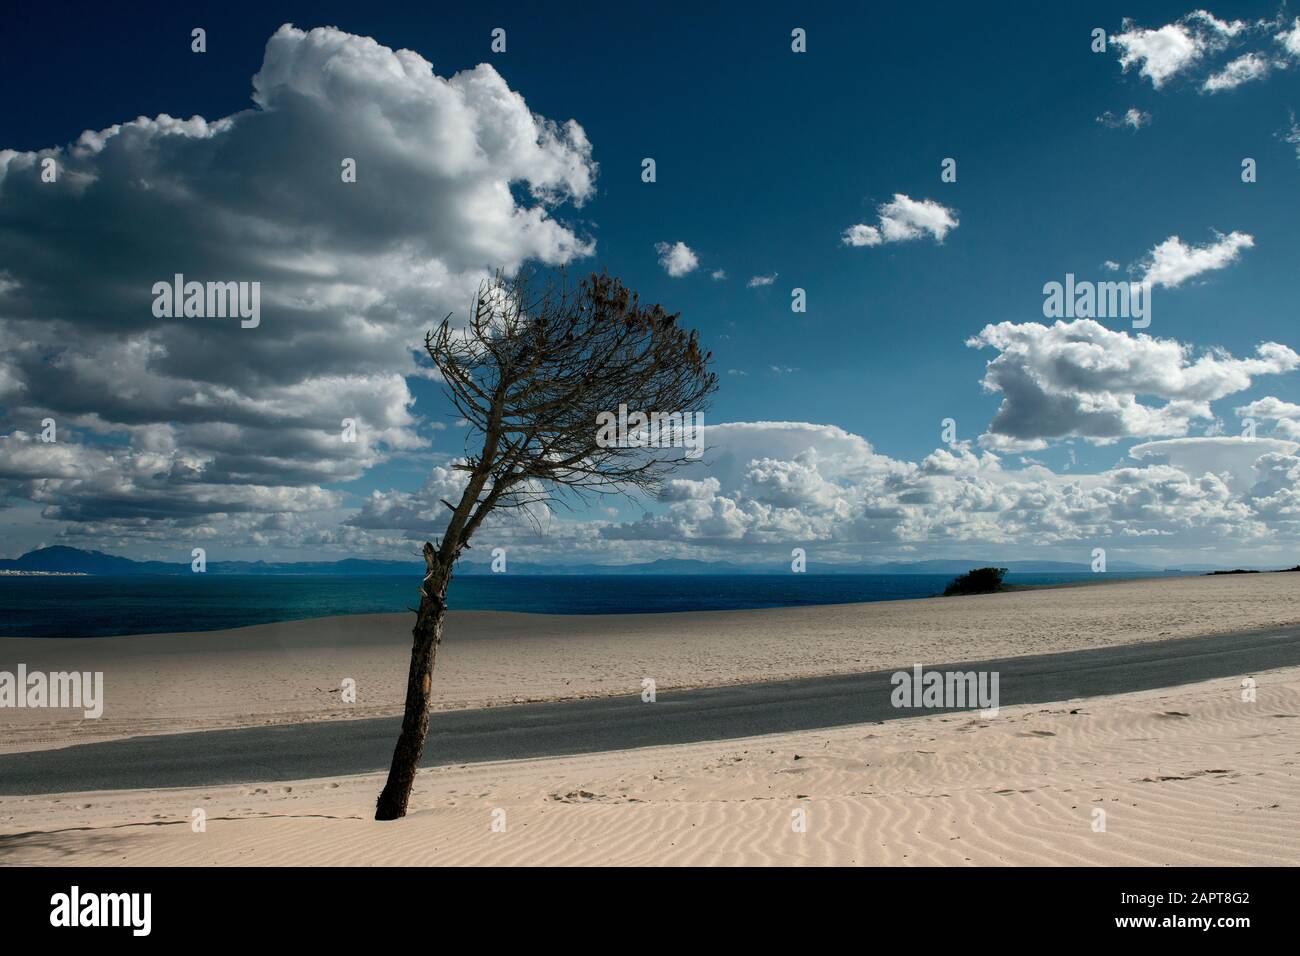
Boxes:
[0,545,1196,577]
[0,569,87,577]
[0,568,1190,638]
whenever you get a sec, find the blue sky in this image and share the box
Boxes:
[2,3,1300,566]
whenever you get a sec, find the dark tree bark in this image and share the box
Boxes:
[374,544,450,820]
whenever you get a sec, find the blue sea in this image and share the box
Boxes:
[0,571,1185,638]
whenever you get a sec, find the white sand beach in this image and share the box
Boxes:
[3,574,1300,866]
[2,668,1296,866]
[2,573,1299,754]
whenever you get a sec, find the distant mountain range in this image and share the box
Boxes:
[0,546,1182,577]
[0,547,419,576]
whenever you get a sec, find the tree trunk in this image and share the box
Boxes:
[375,552,450,820]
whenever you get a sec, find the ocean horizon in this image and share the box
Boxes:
[0,570,1188,638]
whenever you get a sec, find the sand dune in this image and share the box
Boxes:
[3,669,1296,866]
[3,572,1300,754]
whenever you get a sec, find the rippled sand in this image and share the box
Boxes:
[3,669,1296,866]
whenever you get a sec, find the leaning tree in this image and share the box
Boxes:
[375,271,718,820]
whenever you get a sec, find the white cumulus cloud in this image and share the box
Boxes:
[1137,231,1254,288]
[1276,17,1300,57]
[1111,10,1247,88]
[654,240,699,277]
[842,194,958,247]
[0,24,598,545]
[969,319,1299,446]
[1202,52,1273,92]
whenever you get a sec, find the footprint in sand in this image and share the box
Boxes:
[548,789,602,802]
[1140,770,1232,783]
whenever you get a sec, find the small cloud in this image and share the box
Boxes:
[1111,11,1246,89]
[978,432,1048,453]
[727,369,748,377]
[769,365,799,375]
[842,224,882,247]
[1102,260,1121,272]
[1096,108,1151,130]
[747,273,777,288]
[1235,395,1300,427]
[654,240,699,277]
[1136,230,1254,288]
[841,194,958,248]
[1275,16,1300,58]
[710,269,727,281]
[1185,10,1247,37]
[1278,110,1300,160]
[1202,52,1272,92]
[1111,20,1204,89]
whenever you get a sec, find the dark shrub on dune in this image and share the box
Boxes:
[942,567,1008,596]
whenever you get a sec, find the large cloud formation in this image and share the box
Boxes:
[0,25,597,544]
[338,320,1300,566]
[4,23,1298,569]
[969,320,1299,449]
[345,419,1300,568]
